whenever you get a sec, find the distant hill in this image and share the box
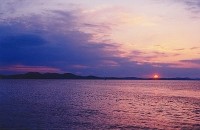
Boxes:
[0,72,199,80]
[0,72,101,79]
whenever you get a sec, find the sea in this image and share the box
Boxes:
[0,80,199,130]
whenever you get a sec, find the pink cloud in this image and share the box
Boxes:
[99,60,120,67]
[72,65,89,69]
[0,65,61,73]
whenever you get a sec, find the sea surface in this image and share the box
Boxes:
[0,80,200,130]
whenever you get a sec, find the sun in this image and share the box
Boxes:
[153,74,159,79]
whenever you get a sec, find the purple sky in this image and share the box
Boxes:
[0,0,200,78]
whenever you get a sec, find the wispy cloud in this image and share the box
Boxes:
[177,0,200,14]
[190,46,200,50]
[180,59,200,64]
[0,65,61,73]
[174,48,185,51]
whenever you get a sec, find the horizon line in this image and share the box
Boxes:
[0,72,200,80]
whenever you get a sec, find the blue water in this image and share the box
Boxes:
[0,80,200,130]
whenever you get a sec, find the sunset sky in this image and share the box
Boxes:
[0,0,200,78]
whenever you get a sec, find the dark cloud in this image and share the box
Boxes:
[0,0,35,18]
[132,50,146,55]
[183,0,200,8]
[190,46,200,50]
[179,0,200,14]
[0,34,46,48]
[0,23,120,69]
[180,59,200,64]
[0,10,129,75]
[131,50,176,62]
[174,48,185,51]
[0,65,61,73]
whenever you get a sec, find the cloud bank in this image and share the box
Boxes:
[0,0,200,78]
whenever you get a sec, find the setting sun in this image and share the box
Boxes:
[153,74,159,79]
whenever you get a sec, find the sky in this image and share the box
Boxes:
[0,0,200,78]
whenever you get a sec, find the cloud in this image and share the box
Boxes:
[180,59,200,64]
[130,50,179,63]
[0,34,46,48]
[183,0,200,9]
[0,9,127,75]
[178,0,200,14]
[0,65,61,73]
[190,46,200,50]
[174,48,185,51]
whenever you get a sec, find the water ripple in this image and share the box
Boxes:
[0,80,199,130]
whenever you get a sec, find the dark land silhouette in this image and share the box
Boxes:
[0,72,199,80]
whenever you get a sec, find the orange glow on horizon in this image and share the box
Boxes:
[153,74,159,79]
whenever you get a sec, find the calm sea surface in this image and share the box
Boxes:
[0,80,199,130]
